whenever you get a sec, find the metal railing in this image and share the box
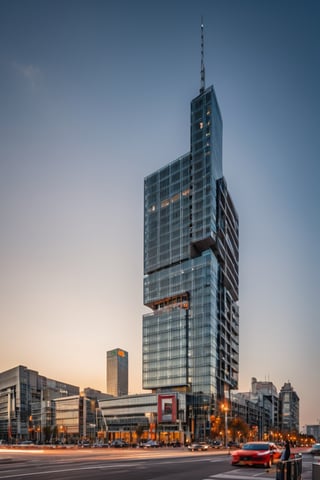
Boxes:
[276,454,302,480]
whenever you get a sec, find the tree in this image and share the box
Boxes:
[42,425,52,443]
[135,424,145,443]
[210,415,222,439]
[229,417,249,442]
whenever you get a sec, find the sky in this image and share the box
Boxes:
[0,0,319,427]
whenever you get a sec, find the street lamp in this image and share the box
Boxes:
[221,403,228,448]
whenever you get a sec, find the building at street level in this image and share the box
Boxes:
[106,348,128,397]
[0,365,79,442]
[142,22,239,424]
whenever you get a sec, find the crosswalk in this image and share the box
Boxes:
[203,467,276,479]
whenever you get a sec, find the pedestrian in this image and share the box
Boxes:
[276,440,291,480]
[281,440,291,461]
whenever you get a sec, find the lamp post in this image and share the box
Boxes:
[221,403,228,448]
[59,425,64,444]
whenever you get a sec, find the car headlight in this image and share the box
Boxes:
[257,451,269,456]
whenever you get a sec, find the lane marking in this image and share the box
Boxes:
[0,462,143,479]
[209,476,272,479]
[209,470,274,479]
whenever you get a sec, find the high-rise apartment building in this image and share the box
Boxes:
[106,348,128,397]
[142,24,239,413]
[279,382,299,434]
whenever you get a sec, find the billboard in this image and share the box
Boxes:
[157,394,177,423]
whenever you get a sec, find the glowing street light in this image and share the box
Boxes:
[221,403,229,448]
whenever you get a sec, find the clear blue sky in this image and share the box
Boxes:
[1,0,319,427]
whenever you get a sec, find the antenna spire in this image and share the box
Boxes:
[200,18,205,93]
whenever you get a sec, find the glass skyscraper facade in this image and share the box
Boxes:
[143,66,239,411]
[106,348,128,397]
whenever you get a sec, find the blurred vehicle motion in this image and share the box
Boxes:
[231,441,282,468]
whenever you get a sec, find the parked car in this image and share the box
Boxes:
[110,440,128,448]
[79,440,91,448]
[143,440,160,448]
[309,444,320,455]
[93,442,109,448]
[231,441,282,468]
[188,442,202,451]
[188,442,209,451]
[228,441,240,448]
[210,440,222,448]
[199,442,209,450]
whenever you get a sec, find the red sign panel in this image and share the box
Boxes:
[157,394,177,423]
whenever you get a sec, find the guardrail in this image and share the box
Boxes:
[276,454,302,480]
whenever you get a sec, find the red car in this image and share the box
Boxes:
[231,441,282,468]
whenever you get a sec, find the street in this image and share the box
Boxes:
[0,447,313,480]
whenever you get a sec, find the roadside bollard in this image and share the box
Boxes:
[312,461,320,480]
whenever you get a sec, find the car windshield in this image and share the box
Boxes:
[243,443,269,451]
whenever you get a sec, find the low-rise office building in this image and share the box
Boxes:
[98,391,279,445]
[54,394,105,444]
[98,392,187,445]
[0,365,79,443]
[306,424,320,443]
[232,377,280,441]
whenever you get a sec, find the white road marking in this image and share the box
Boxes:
[0,462,141,478]
[208,468,274,479]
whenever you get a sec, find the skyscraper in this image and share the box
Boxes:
[142,24,239,413]
[106,348,128,397]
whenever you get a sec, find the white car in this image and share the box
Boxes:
[199,442,209,450]
[144,440,160,448]
[310,444,320,455]
[188,442,209,451]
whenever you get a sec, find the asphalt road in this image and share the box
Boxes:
[0,447,314,480]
